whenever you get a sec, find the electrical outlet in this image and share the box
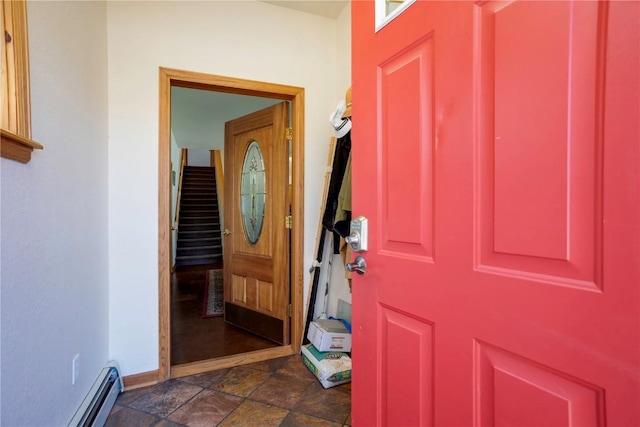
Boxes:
[72,354,80,385]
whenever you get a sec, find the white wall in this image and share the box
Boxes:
[0,1,109,425]
[336,3,353,99]
[171,87,280,151]
[107,1,339,376]
[186,149,210,167]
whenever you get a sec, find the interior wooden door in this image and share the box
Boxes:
[223,102,290,345]
[350,1,639,426]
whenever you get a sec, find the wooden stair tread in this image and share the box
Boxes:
[176,254,220,260]
[177,245,222,251]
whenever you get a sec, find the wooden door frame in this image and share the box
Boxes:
[158,67,305,380]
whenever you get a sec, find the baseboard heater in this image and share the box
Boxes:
[69,361,123,427]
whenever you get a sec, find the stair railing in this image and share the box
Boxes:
[213,149,224,227]
[173,148,187,230]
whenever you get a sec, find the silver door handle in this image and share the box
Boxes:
[346,256,367,275]
[345,232,360,249]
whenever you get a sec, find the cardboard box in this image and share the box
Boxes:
[301,344,351,388]
[307,319,352,352]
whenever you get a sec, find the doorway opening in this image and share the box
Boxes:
[158,67,305,380]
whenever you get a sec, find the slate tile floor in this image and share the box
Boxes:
[106,355,351,427]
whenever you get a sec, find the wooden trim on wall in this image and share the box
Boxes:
[122,369,159,391]
[290,89,305,352]
[0,128,43,163]
[158,67,305,382]
[2,0,31,138]
[1,0,43,163]
[171,346,295,379]
[158,68,172,380]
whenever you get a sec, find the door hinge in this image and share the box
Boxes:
[285,127,293,141]
[287,304,292,317]
[285,215,292,229]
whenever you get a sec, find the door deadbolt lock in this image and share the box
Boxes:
[345,216,368,252]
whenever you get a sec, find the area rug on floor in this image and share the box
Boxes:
[202,269,224,318]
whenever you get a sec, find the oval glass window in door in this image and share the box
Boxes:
[240,140,266,245]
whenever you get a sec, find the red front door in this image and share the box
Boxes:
[351,1,639,426]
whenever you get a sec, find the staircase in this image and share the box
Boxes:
[176,166,223,267]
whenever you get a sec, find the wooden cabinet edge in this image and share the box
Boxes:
[1,128,43,163]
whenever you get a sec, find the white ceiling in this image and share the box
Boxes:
[261,1,348,19]
[171,87,280,149]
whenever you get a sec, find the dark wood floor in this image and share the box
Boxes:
[171,263,278,365]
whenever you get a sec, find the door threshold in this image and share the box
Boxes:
[170,345,297,379]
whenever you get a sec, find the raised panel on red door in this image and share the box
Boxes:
[352,2,471,425]
[351,1,639,426]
